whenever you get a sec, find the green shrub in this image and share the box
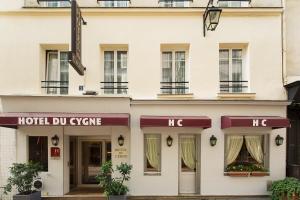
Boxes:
[96,161,132,196]
[3,162,42,195]
[271,177,300,200]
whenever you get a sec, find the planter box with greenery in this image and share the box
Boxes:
[3,162,42,200]
[96,161,132,200]
[271,177,300,200]
[225,163,269,177]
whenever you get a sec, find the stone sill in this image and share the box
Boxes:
[218,93,256,100]
[224,171,270,177]
[157,93,194,99]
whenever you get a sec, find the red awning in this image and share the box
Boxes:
[0,112,130,128]
[221,116,290,129]
[140,115,211,128]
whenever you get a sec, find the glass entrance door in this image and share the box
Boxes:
[81,141,111,184]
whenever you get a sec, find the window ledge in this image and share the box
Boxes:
[144,172,161,176]
[157,93,194,99]
[218,93,256,100]
[224,171,269,177]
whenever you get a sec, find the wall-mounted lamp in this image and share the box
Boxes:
[166,136,173,147]
[210,135,217,146]
[51,134,59,146]
[118,135,125,146]
[275,135,284,146]
[203,0,222,37]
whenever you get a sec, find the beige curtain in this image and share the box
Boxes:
[145,135,160,170]
[226,136,244,165]
[245,136,264,164]
[180,137,196,170]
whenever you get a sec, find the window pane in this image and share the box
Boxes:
[60,52,69,95]
[117,51,128,94]
[104,51,114,94]
[144,134,161,172]
[225,135,266,171]
[29,136,48,171]
[175,51,186,94]
[162,52,173,94]
[46,51,59,94]
[219,49,229,92]
[102,1,128,7]
[232,49,243,92]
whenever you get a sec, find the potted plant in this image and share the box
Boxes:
[96,161,132,200]
[3,162,42,200]
[271,177,300,200]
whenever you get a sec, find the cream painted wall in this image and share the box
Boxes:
[286,0,300,82]
[130,103,286,195]
[0,11,285,100]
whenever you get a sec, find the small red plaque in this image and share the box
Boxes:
[51,147,60,157]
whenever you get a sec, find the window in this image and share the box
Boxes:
[29,136,48,171]
[225,135,269,172]
[159,0,190,7]
[218,1,250,7]
[144,134,161,173]
[219,48,248,93]
[103,51,128,94]
[40,1,70,7]
[161,51,188,94]
[43,50,69,95]
[98,0,129,7]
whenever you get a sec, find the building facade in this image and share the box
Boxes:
[0,0,290,197]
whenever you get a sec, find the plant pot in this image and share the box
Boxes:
[251,171,270,177]
[224,171,250,177]
[13,191,41,200]
[282,193,299,200]
[108,195,127,200]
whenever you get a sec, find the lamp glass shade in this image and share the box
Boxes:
[166,136,173,147]
[51,135,59,146]
[275,135,284,146]
[118,135,124,146]
[210,135,217,146]
[207,7,222,31]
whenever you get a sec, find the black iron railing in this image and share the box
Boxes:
[41,81,69,94]
[220,80,248,93]
[100,81,128,94]
[160,81,189,94]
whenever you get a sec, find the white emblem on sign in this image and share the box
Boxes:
[168,119,183,127]
[252,119,267,127]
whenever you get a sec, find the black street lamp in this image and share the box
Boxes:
[118,135,125,146]
[166,136,173,147]
[203,0,222,37]
[210,135,217,146]
[51,134,59,146]
[275,135,284,146]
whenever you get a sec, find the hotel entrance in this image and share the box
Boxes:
[69,136,111,192]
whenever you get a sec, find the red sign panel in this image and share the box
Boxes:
[0,113,130,128]
[221,116,290,129]
[140,115,211,129]
[51,147,60,157]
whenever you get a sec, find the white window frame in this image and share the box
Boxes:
[103,50,128,94]
[144,134,161,175]
[218,1,249,7]
[224,134,269,171]
[161,50,188,94]
[45,50,69,95]
[99,0,129,7]
[159,0,190,7]
[40,1,70,7]
[219,48,248,93]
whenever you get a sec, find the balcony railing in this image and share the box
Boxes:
[220,80,248,93]
[160,81,189,94]
[41,80,69,95]
[100,81,128,94]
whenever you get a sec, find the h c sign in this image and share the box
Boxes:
[252,119,267,127]
[168,119,183,127]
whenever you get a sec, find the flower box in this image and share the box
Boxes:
[250,171,269,177]
[224,171,250,177]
